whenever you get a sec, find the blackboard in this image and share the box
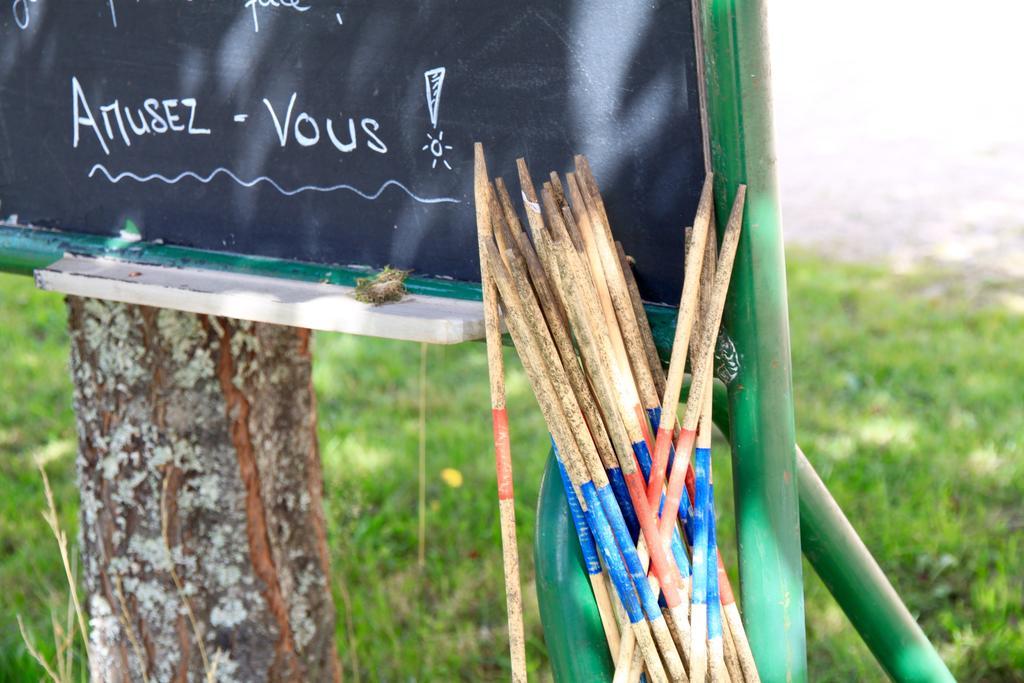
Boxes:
[0,1,704,305]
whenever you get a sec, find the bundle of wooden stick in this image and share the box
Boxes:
[475,142,759,683]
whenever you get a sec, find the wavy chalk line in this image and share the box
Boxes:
[88,164,461,205]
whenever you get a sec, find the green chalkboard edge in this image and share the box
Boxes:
[0,223,678,351]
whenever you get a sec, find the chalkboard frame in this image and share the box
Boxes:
[0,221,681,348]
[2,1,704,313]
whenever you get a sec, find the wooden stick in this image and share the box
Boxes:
[661,186,746,549]
[473,144,527,683]
[603,192,714,676]
[569,165,662,424]
[611,568,641,683]
[485,183,666,668]
[564,170,656,452]
[647,175,715,508]
[654,188,745,681]
[418,341,428,569]
[549,172,585,252]
[551,192,655,491]
[617,235,698,526]
[692,207,733,683]
[471,144,528,683]
[627,643,645,683]
[689,192,720,683]
[707,466,731,683]
[616,241,666,399]
[561,198,657,460]
[690,381,714,683]
[720,590,745,683]
[522,161,689,676]
[482,237,670,683]
[725,596,760,683]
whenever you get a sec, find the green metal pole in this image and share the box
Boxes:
[699,0,808,679]
[708,407,954,681]
[796,449,956,682]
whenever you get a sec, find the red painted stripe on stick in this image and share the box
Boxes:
[492,408,514,501]
[658,428,697,543]
[646,425,675,507]
[622,467,684,608]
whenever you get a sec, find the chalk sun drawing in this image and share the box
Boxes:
[423,131,453,171]
[88,164,460,204]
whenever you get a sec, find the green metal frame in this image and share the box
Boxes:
[699,0,807,677]
[0,224,483,300]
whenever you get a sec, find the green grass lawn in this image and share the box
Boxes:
[1,253,1022,681]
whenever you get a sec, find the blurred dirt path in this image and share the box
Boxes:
[769,1,1024,284]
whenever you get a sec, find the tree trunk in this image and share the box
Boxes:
[67,297,341,683]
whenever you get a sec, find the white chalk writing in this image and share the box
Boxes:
[261,92,387,154]
[9,0,344,33]
[421,68,453,171]
[11,0,38,30]
[70,65,455,206]
[422,131,453,171]
[424,68,445,130]
[72,77,211,156]
[88,164,460,204]
[244,0,310,33]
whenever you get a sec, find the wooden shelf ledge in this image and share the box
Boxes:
[35,256,485,344]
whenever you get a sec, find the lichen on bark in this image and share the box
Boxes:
[67,298,340,683]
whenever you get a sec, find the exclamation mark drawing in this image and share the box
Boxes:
[422,67,453,171]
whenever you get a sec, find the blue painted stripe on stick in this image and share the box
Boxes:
[647,406,661,433]
[632,439,654,480]
[596,484,663,622]
[607,466,640,542]
[707,482,723,639]
[692,447,712,606]
[553,448,602,575]
[670,527,691,577]
[580,482,643,624]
